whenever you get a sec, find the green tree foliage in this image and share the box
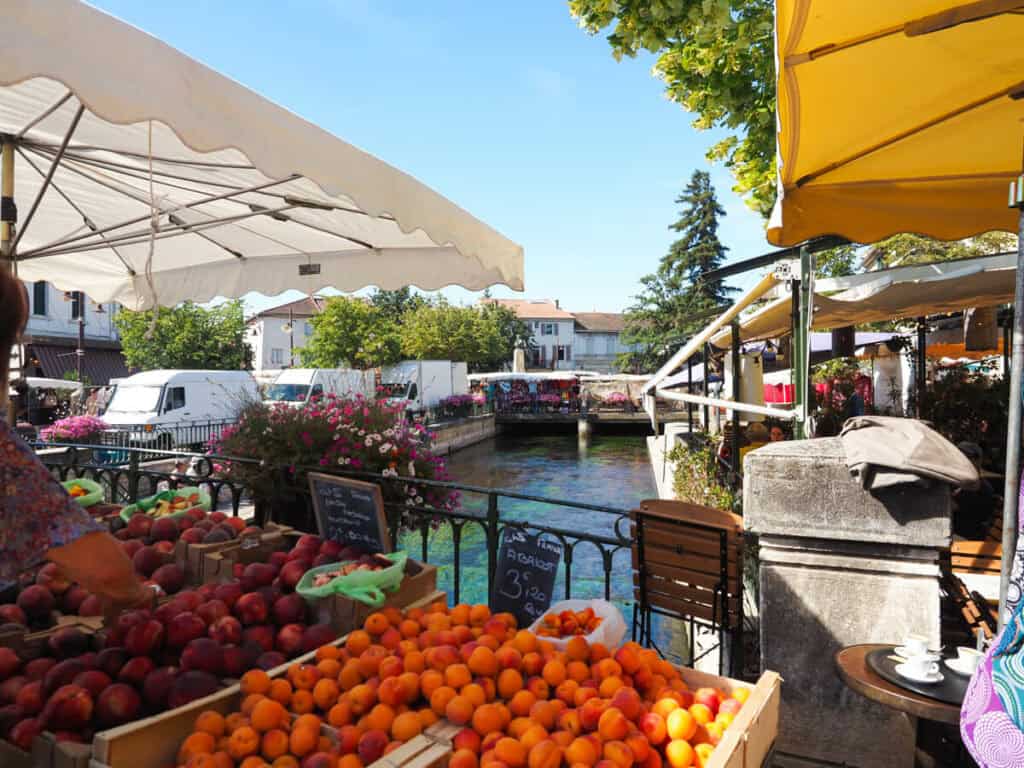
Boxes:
[620,171,734,371]
[400,300,532,372]
[865,232,1016,270]
[570,0,776,214]
[370,288,428,325]
[299,297,402,369]
[114,300,249,370]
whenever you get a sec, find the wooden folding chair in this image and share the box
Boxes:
[631,500,744,675]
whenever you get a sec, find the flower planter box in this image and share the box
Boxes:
[89,590,446,768]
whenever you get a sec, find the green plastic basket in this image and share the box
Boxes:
[296,551,408,607]
[61,478,103,507]
[119,486,212,522]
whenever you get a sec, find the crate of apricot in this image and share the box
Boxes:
[91,596,779,768]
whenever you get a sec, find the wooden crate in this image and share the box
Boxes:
[675,667,781,768]
[90,590,446,768]
[179,524,293,583]
[0,616,103,655]
[200,530,300,584]
[311,560,438,634]
[367,734,450,768]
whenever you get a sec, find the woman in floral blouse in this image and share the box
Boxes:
[0,270,148,610]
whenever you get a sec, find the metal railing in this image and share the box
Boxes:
[97,419,237,450]
[35,442,635,610]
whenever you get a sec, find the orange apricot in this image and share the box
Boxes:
[567,661,590,683]
[391,710,423,741]
[529,700,558,730]
[291,689,315,715]
[348,683,377,715]
[522,652,544,676]
[288,664,321,691]
[403,650,426,674]
[267,679,293,707]
[603,740,634,768]
[346,630,372,656]
[688,704,713,727]
[364,612,390,636]
[451,748,480,768]
[420,669,445,699]
[336,757,361,768]
[665,740,695,768]
[497,668,524,700]
[225,713,251,734]
[260,729,290,761]
[598,708,630,742]
[468,646,498,677]
[419,708,439,728]
[365,703,396,733]
[494,737,528,768]
[241,670,272,696]
[195,711,227,738]
[666,709,697,742]
[312,678,340,711]
[469,605,492,626]
[625,731,650,762]
[227,727,260,761]
[566,637,590,662]
[541,660,567,687]
[251,699,288,732]
[508,690,536,717]
[598,676,624,698]
[288,725,320,758]
[241,694,266,716]
[445,663,473,689]
[472,703,506,737]
[179,732,216,763]
[238,758,270,768]
[446,694,475,726]
[430,685,458,716]
[565,736,599,767]
[528,740,563,768]
[520,725,549,752]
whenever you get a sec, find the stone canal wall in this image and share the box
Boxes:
[428,414,498,455]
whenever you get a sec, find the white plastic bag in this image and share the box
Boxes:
[527,599,628,651]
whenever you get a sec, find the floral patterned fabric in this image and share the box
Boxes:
[960,477,1024,767]
[0,419,103,584]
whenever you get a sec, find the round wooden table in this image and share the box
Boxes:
[834,644,961,725]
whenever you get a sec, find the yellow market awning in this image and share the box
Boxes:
[768,1,1024,247]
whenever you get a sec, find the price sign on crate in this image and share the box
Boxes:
[308,473,391,553]
[491,528,561,628]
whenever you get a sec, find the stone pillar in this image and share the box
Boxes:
[744,438,950,768]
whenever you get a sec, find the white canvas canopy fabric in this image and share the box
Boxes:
[709,253,1016,346]
[0,0,524,308]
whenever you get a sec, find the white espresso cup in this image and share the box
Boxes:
[956,647,984,674]
[902,633,929,656]
[904,654,939,678]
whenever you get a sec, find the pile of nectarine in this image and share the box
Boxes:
[178,601,747,768]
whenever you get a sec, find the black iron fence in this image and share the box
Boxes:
[35,442,634,608]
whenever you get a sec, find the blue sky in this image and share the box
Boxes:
[91,0,772,315]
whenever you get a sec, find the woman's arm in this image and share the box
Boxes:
[47,531,151,608]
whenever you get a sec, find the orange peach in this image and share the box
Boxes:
[664,740,694,768]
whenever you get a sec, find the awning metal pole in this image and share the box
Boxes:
[916,317,927,418]
[702,343,711,431]
[687,357,694,434]
[795,247,812,438]
[731,321,741,486]
[999,204,1024,626]
[1,138,14,268]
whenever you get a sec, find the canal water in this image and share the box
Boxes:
[399,433,686,654]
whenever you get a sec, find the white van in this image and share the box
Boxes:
[381,360,468,415]
[103,370,259,447]
[263,368,375,407]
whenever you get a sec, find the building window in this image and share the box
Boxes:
[557,345,572,362]
[70,291,84,320]
[32,282,47,316]
[270,348,284,365]
[541,322,557,336]
[304,322,314,336]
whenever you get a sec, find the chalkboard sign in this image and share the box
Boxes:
[308,473,391,554]
[491,528,562,629]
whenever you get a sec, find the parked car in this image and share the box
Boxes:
[263,368,375,407]
[102,369,259,448]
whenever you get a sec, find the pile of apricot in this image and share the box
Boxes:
[175,601,747,768]
[534,608,604,638]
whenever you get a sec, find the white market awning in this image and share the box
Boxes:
[709,252,1015,346]
[0,0,524,308]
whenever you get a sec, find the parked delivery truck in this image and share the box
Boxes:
[263,368,375,407]
[381,360,468,415]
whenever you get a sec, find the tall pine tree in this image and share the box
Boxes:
[619,170,735,372]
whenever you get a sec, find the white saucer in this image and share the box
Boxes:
[895,663,944,684]
[944,658,979,677]
[894,647,939,661]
